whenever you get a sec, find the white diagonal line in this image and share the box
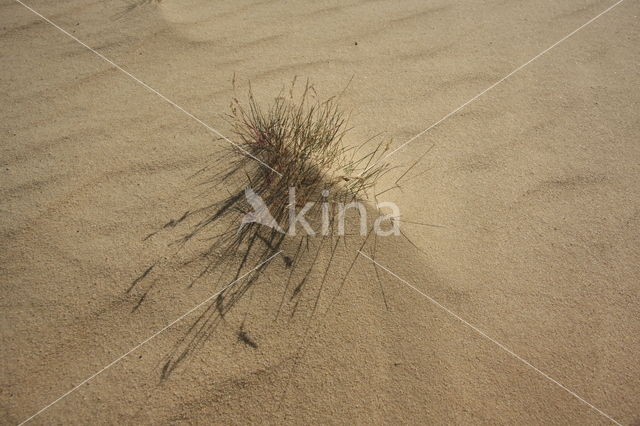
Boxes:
[18,251,282,425]
[358,251,621,425]
[363,0,626,174]
[13,0,282,177]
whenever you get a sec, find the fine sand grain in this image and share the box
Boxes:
[1,0,639,424]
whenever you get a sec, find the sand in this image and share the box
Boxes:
[1,0,639,424]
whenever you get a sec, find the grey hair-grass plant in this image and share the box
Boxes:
[135,79,397,378]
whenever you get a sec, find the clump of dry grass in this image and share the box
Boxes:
[228,78,389,202]
[141,80,395,377]
[180,78,393,258]
[219,78,391,237]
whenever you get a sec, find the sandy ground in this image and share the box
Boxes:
[1,0,639,424]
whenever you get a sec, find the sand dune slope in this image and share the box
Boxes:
[1,0,639,424]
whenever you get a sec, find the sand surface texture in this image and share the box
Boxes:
[1,0,639,424]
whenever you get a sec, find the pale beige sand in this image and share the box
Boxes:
[1,0,639,424]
